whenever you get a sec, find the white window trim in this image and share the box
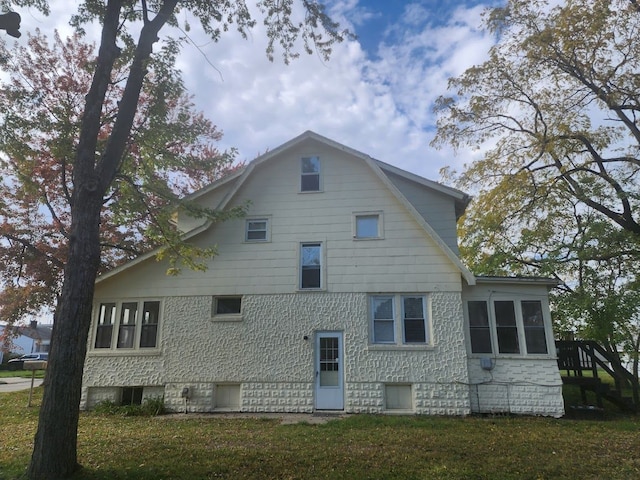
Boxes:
[90,299,162,353]
[464,296,554,357]
[298,241,326,291]
[211,296,244,322]
[369,294,431,347]
[244,216,271,243]
[353,211,384,240]
[300,156,322,193]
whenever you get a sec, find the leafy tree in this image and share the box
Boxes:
[433,0,640,375]
[0,29,239,327]
[0,1,347,479]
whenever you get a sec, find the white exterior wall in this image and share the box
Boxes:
[462,281,565,417]
[467,359,564,416]
[84,135,564,417]
[82,291,471,415]
[95,142,462,299]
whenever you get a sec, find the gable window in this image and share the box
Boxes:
[370,295,430,346]
[300,242,322,289]
[354,212,382,239]
[245,218,269,242]
[300,156,320,192]
[93,300,161,351]
[465,298,550,355]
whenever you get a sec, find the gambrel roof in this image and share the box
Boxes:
[98,131,475,285]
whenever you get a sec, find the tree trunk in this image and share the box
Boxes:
[27,189,102,479]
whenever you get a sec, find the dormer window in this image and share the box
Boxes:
[301,156,320,192]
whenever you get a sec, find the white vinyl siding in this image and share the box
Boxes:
[95,144,463,298]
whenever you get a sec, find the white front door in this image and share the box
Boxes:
[314,332,344,410]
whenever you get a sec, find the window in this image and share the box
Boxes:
[301,156,320,192]
[214,296,242,315]
[495,301,520,354]
[370,295,429,345]
[522,300,548,354]
[372,296,395,343]
[117,302,138,348]
[468,301,492,354]
[140,301,160,348]
[465,298,550,356]
[121,387,143,406]
[403,296,426,343]
[95,303,116,348]
[93,300,161,351]
[300,242,322,289]
[245,218,269,242]
[354,213,382,239]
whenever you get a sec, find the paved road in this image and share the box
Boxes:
[0,376,44,393]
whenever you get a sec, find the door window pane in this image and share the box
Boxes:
[495,301,520,354]
[522,300,548,354]
[319,337,339,386]
[468,301,492,353]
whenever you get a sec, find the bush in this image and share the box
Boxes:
[93,396,165,417]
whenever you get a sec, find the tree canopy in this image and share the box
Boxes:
[0,29,240,326]
[433,0,640,375]
[0,1,348,478]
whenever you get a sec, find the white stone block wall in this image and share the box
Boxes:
[467,358,565,417]
[82,291,472,415]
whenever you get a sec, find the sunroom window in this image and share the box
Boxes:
[93,300,160,351]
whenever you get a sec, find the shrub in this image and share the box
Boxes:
[93,396,165,417]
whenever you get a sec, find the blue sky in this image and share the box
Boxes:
[13,0,500,180]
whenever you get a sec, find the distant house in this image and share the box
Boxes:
[81,131,565,417]
[0,321,52,363]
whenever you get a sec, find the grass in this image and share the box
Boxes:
[1,387,639,480]
[0,370,46,379]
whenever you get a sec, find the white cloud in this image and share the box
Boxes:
[8,1,498,182]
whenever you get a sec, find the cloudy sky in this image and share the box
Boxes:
[15,0,500,181]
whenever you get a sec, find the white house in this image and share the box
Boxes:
[0,321,52,363]
[81,131,565,417]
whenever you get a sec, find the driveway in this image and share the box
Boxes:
[0,376,44,393]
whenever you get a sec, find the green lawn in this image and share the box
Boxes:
[1,387,639,480]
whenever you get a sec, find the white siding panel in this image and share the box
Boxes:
[96,143,463,300]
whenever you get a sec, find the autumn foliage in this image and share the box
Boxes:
[0,30,240,326]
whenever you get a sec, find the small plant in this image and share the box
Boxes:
[92,397,165,417]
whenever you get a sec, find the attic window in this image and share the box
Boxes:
[300,156,320,192]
